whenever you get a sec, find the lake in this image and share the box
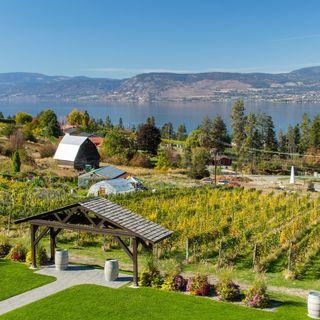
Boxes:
[0,101,320,132]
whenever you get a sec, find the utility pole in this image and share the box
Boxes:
[211,148,218,185]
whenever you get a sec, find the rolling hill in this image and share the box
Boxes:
[1,67,320,102]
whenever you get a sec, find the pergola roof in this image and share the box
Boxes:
[15,197,172,244]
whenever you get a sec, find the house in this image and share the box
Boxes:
[54,134,100,170]
[212,156,232,167]
[87,178,136,196]
[78,165,128,188]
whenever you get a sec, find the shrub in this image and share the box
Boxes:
[174,275,187,291]
[187,273,212,296]
[39,143,56,158]
[129,153,152,168]
[243,278,270,308]
[6,243,27,262]
[139,257,164,288]
[0,236,11,258]
[25,246,48,266]
[161,275,175,291]
[216,277,240,301]
[216,270,240,301]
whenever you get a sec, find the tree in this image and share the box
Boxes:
[188,147,211,179]
[9,129,25,150]
[299,113,311,153]
[231,100,246,154]
[105,116,113,130]
[12,150,21,173]
[137,122,161,155]
[118,117,124,130]
[102,128,137,163]
[37,109,61,138]
[256,113,277,151]
[278,129,287,153]
[310,115,320,149]
[15,112,33,125]
[81,110,90,130]
[161,122,175,139]
[286,125,297,154]
[243,113,261,152]
[67,108,84,126]
[211,115,229,152]
[198,116,214,148]
[176,123,187,141]
[146,116,155,126]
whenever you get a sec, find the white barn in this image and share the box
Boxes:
[54,134,100,170]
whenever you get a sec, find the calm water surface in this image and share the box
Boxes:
[0,101,320,132]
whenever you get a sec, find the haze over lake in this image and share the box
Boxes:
[1,101,320,132]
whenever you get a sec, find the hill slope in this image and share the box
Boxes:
[1,67,320,102]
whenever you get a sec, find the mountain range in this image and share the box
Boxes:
[1,67,320,102]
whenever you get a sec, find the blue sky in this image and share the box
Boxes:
[0,0,320,78]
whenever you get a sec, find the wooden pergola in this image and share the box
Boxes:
[15,197,172,286]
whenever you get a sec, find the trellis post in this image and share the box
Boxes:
[132,237,139,286]
[30,224,38,269]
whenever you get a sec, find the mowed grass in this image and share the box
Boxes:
[0,260,55,301]
[0,284,309,320]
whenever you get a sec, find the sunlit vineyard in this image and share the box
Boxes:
[111,187,320,278]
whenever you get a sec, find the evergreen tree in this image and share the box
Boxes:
[161,122,175,139]
[176,123,187,141]
[105,115,113,130]
[231,100,246,154]
[257,113,277,151]
[298,113,311,153]
[38,109,61,138]
[118,117,124,130]
[146,116,155,126]
[278,129,287,153]
[211,115,229,152]
[310,115,320,149]
[243,113,261,151]
[286,125,297,154]
[12,150,21,173]
[198,116,214,148]
[137,121,161,155]
[81,110,90,130]
[0,111,4,118]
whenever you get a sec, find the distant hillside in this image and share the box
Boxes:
[1,67,320,102]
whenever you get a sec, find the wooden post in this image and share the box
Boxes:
[132,237,138,286]
[30,224,38,268]
[49,227,56,263]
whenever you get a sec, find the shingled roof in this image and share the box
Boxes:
[80,197,172,243]
[15,197,172,244]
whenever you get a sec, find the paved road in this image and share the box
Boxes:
[0,265,132,316]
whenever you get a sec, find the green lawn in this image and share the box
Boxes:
[0,260,55,301]
[0,285,309,320]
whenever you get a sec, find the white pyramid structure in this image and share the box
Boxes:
[290,166,295,184]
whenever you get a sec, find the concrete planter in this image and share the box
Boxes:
[308,291,320,319]
[104,259,119,281]
[55,249,69,271]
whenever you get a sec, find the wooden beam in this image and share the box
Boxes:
[30,224,38,268]
[34,227,49,246]
[49,227,56,262]
[132,237,139,286]
[53,213,62,222]
[114,236,133,260]
[30,219,136,238]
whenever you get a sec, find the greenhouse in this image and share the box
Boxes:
[78,165,128,187]
[87,178,136,196]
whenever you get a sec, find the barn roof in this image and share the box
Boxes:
[54,134,88,162]
[80,166,126,180]
[15,197,173,244]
